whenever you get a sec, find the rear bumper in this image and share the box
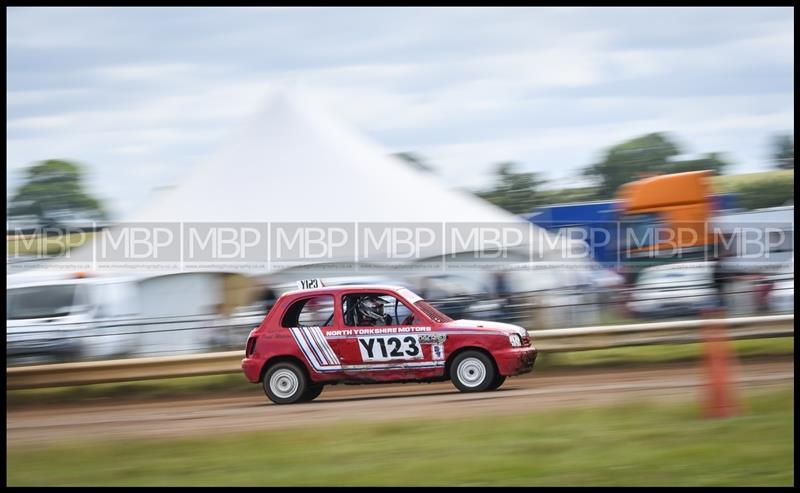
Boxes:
[242,358,262,383]
[494,346,537,376]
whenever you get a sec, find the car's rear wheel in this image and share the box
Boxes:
[299,383,324,402]
[263,362,309,404]
[488,374,507,391]
[450,350,496,392]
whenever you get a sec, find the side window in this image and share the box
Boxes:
[341,293,415,327]
[281,295,335,328]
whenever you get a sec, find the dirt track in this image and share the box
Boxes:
[6,359,794,447]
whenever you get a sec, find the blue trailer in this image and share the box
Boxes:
[524,194,738,267]
[524,200,620,266]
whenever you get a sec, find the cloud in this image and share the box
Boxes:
[6,7,794,218]
[7,114,79,131]
[6,88,92,106]
[93,63,210,81]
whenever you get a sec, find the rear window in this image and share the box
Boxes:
[414,300,453,323]
[281,295,335,327]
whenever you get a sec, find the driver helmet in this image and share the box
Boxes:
[356,296,387,326]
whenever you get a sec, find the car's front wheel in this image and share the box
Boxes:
[263,362,309,404]
[450,350,497,392]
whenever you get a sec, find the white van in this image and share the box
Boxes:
[7,275,141,364]
[6,271,259,365]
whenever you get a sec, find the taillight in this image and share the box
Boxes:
[245,336,258,357]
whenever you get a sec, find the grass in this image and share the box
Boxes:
[536,336,794,369]
[7,372,253,408]
[7,386,794,486]
[7,337,793,408]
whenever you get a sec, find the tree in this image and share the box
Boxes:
[770,134,794,170]
[582,132,730,199]
[7,160,107,221]
[476,162,548,215]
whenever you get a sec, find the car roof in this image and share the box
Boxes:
[281,284,412,298]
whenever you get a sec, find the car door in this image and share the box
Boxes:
[284,294,350,374]
[338,291,439,376]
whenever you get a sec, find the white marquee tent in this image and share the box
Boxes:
[14,90,576,276]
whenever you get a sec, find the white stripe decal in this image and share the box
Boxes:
[305,327,330,365]
[306,331,340,370]
[313,327,339,364]
[300,327,329,365]
[290,327,341,373]
[290,327,322,369]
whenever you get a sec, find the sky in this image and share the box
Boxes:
[6,7,795,219]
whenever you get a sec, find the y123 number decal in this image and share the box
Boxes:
[358,335,422,361]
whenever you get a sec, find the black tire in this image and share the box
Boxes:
[262,361,309,404]
[488,374,507,391]
[299,384,324,403]
[450,350,497,393]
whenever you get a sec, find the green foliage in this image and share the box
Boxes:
[731,179,794,210]
[7,159,106,221]
[476,162,548,214]
[713,170,794,210]
[770,134,794,170]
[582,133,730,199]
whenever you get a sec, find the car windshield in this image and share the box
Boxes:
[7,285,79,320]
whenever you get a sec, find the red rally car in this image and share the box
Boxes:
[242,283,537,404]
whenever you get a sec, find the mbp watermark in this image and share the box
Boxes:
[270,223,356,270]
[183,223,268,270]
[444,222,533,268]
[357,223,443,271]
[8,220,793,275]
[95,222,181,270]
[7,225,90,259]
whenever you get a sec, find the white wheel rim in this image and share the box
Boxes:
[457,357,486,388]
[270,369,299,399]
